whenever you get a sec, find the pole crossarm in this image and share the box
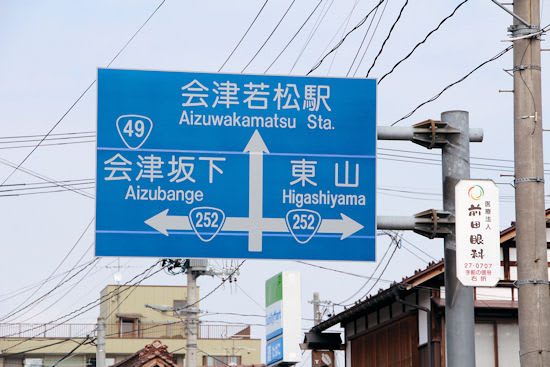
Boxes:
[490,0,533,27]
[377,209,454,239]
[377,121,483,148]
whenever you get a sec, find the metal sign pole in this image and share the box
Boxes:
[440,111,475,367]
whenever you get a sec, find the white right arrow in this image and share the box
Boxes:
[318,213,364,239]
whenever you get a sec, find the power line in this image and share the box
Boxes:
[295,260,393,283]
[345,1,381,77]
[0,261,162,350]
[0,157,94,199]
[264,0,324,73]
[218,0,270,72]
[377,0,470,84]
[366,0,410,77]
[52,336,93,367]
[0,0,166,187]
[307,0,385,75]
[241,0,297,73]
[391,45,514,126]
[289,0,333,74]
[0,218,95,322]
[352,0,389,76]
[0,139,95,150]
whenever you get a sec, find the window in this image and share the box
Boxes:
[202,356,241,367]
[119,317,139,338]
[24,359,43,367]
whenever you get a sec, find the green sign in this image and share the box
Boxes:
[265,273,283,307]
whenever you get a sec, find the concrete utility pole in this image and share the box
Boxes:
[511,0,550,365]
[440,111,475,367]
[312,292,321,326]
[186,268,198,367]
[96,317,106,367]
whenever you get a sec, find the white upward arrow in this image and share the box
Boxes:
[144,130,365,250]
[243,130,269,252]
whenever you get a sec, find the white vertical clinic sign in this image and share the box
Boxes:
[265,272,301,366]
[456,180,501,287]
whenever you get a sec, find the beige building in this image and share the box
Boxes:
[0,285,261,367]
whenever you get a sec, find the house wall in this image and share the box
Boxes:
[99,285,196,325]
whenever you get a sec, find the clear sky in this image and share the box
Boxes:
[0,0,549,365]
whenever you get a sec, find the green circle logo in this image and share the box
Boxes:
[468,185,484,200]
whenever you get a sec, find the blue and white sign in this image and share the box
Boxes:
[96,69,376,260]
[266,337,283,366]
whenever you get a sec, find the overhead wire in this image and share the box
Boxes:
[218,0,270,72]
[326,0,362,75]
[0,0,166,187]
[290,0,334,73]
[307,0,385,75]
[0,261,162,350]
[0,217,95,322]
[264,0,324,73]
[352,0,389,76]
[335,236,396,305]
[391,45,514,126]
[377,0,470,84]
[365,0,410,77]
[241,0,297,73]
[0,157,94,199]
[345,1,380,77]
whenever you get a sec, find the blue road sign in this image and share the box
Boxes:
[96,69,376,260]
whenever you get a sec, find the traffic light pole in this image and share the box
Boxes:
[377,111,477,367]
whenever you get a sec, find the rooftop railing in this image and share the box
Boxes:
[0,322,251,340]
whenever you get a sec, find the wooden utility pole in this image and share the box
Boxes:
[511,0,550,365]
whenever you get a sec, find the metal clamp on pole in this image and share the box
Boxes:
[513,279,550,288]
[514,177,545,186]
[413,209,454,239]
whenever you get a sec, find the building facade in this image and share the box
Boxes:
[0,285,261,367]
[309,211,550,367]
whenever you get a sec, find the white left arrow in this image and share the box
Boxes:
[144,209,191,236]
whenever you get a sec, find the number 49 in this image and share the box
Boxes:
[123,119,145,138]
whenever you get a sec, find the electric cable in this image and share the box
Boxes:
[0,156,94,199]
[0,0,166,187]
[235,283,265,311]
[51,336,93,367]
[0,261,162,349]
[0,218,95,322]
[0,186,95,198]
[377,0,470,84]
[335,236,396,305]
[19,256,100,323]
[241,0,297,73]
[352,0,389,76]
[264,0,324,73]
[0,140,95,150]
[345,2,380,77]
[218,0,270,72]
[326,0,361,75]
[289,0,333,74]
[307,0,385,75]
[0,258,99,323]
[295,260,393,283]
[391,45,514,126]
[366,0,410,77]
